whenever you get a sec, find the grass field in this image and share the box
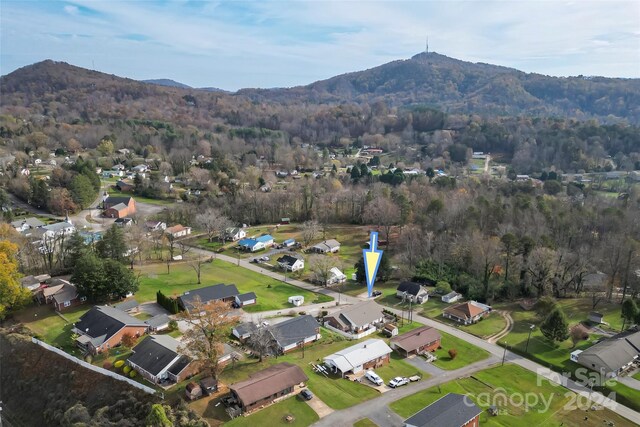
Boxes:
[15,305,91,356]
[432,331,490,370]
[390,364,636,427]
[633,372,640,381]
[107,187,174,205]
[353,418,378,427]
[225,395,319,427]
[135,259,332,311]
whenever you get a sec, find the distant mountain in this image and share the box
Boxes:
[142,78,192,89]
[238,52,640,123]
[198,87,230,93]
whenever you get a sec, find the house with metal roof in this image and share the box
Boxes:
[73,306,148,354]
[229,362,308,414]
[127,335,194,385]
[404,393,482,427]
[576,328,640,378]
[224,227,247,241]
[324,339,392,377]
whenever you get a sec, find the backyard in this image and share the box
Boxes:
[390,364,635,427]
[135,259,333,311]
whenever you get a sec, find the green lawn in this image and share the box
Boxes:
[107,187,174,205]
[557,298,625,332]
[220,329,378,411]
[432,331,490,370]
[225,395,319,427]
[136,259,332,310]
[353,418,378,427]
[15,305,91,356]
[390,364,636,427]
[632,371,640,381]
[463,314,507,338]
[373,353,427,383]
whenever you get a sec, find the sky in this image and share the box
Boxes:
[1,1,639,91]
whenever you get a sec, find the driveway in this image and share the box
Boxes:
[139,302,170,317]
[403,355,445,377]
[304,394,334,418]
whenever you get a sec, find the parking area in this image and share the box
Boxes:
[403,354,445,377]
[303,392,334,418]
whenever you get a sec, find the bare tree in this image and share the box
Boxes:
[178,298,239,378]
[301,220,319,247]
[189,255,208,284]
[308,254,337,286]
[246,323,281,362]
[363,197,400,247]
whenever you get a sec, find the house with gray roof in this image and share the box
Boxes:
[113,299,139,313]
[271,315,321,353]
[73,306,148,354]
[11,217,45,232]
[404,393,482,427]
[145,314,171,332]
[127,335,194,385]
[178,283,240,311]
[311,239,341,253]
[576,328,640,378]
[323,300,383,338]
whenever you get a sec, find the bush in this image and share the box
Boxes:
[129,370,137,378]
[84,355,93,363]
[123,366,132,374]
[299,311,306,316]
[103,361,113,370]
[114,360,125,368]
[168,320,178,331]
[321,310,328,317]
[448,349,458,360]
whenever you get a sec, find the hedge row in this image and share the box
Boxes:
[157,290,180,314]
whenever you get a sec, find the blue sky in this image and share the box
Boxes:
[1,1,639,90]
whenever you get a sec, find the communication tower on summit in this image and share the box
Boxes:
[425,36,429,53]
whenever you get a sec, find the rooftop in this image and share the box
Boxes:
[404,393,482,427]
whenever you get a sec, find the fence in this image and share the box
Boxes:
[31,337,157,395]
[324,323,378,340]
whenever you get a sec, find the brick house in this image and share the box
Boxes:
[229,362,308,414]
[73,305,148,354]
[127,335,196,385]
[323,300,383,337]
[103,196,136,218]
[443,301,492,325]
[390,326,441,357]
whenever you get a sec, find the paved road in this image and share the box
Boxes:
[187,244,640,426]
[312,357,500,427]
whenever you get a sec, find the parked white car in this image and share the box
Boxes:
[388,376,409,388]
[364,370,383,386]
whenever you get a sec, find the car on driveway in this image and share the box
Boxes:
[300,389,313,400]
[371,290,382,297]
[260,256,270,261]
[365,370,384,386]
[388,377,409,388]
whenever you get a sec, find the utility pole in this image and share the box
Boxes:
[525,324,535,353]
[502,341,508,366]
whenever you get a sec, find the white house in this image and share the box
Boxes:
[288,296,304,307]
[441,291,462,304]
[326,267,347,285]
[165,224,192,239]
[324,339,392,377]
[224,227,247,241]
[234,292,257,307]
[277,254,304,272]
[311,239,341,253]
[42,221,76,239]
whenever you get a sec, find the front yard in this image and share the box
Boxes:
[135,259,333,311]
[390,364,636,427]
[225,395,319,427]
[431,330,490,370]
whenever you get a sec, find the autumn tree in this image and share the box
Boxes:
[178,298,239,378]
[363,197,401,247]
[0,239,32,319]
[246,323,281,362]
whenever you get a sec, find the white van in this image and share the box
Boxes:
[365,370,383,386]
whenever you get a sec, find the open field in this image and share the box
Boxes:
[106,187,175,205]
[390,364,636,427]
[135,259,333,310]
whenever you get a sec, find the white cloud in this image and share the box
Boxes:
[63,5,79,15]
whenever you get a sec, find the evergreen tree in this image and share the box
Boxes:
[621,299,639,330]
[96,225,127,262]
[69,174,96,208]
[355,252,391,283]
[540,308,569,342]
[350,165,361,181]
